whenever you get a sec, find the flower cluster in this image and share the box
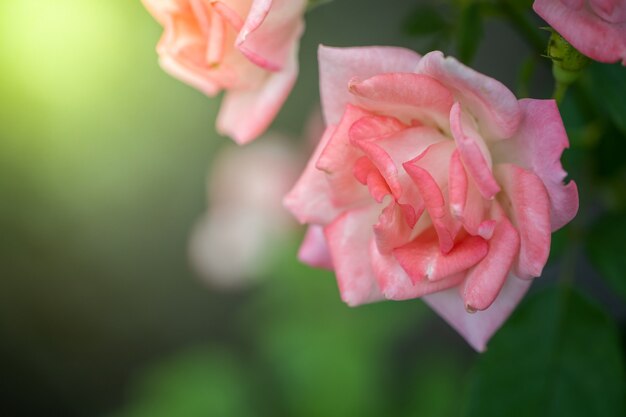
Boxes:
[139,1,607,350]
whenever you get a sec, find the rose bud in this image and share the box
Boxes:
[534,0,626,65]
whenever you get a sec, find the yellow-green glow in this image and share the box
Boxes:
[0,0,125,107]
[0,0,217,216]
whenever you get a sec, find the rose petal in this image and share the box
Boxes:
[403,141,459,253]
[211,1,244,31]
[236,0,307,71]
[373,126,448,214]
[394,229,489,283]
[416,51,521,139]
[318,46,422,125]
[206,4,226,65]
[462,180,490,238]
[352,140,402,199]
[491,99,578,230]
[450,102,501,200]
[352,157,392,202]
[447,156,492,237]
[158,52,222,96]
[448,149,468,218]
[324,208,385,306]
[142,0,185,24]
[589,0,626,24]
[424,274,532,352]
[347,73,454,128]
[283,125,342,224]
[354,156,420,226]
[298,225,333,269]
[189,208,269,286]
[373,198,415,254]
[495,163,551,279]
[370,240,465,301]
[353,156,376,185]
[316,104,373,206]
[462,215,520,311]
[189,0,212,37]
[154,11,223,96]
[216,40,299,144]
[348,115,408,143]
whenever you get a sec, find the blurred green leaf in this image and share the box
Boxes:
[464,286,625,417]
[307,0,333,11]
[591,124,626,179]
[403,354,465,417]
[403,5,449,36]
[111,348,257,417]
[589,63,626,135]
[546,224,569,264]
[516,55,535,97]
[587,211,626,302]
[457,3,483,64]
[247,240,428,417]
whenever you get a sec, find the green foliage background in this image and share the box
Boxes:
[0,0,624,416]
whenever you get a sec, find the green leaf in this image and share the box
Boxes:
[247,241,428,417]
[111,348,257,417]
[457,3,483,64]
[592,124,626,179]
[587,211,626,301]
[403,5,449,36]
[588,63,626,135]
[403,354,465,417]
[464,286,625,417]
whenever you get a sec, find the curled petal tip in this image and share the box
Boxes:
[450,204,463,219]
[477,220,496,240]
[347,77,361,94]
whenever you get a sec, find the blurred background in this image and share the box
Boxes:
[0,0,624,416]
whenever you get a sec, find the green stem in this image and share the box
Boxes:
[552,81,568,104]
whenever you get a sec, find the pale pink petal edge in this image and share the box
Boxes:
[318,45,422,126]
[424,275,532,352]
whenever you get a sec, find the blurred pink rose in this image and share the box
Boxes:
[534,0,626,64]
[284,46,579,351]
[189,137,300,288]
[142,0,307,143]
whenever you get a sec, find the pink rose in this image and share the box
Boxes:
[142,0,307,143]
[284,46,579,351]
[189,136,300,287]
[534,0,626,64]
